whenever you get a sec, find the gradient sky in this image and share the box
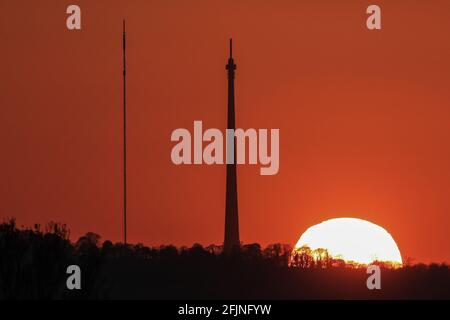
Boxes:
[2,0,450,263]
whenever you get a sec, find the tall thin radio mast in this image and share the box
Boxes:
[122,19,127,245]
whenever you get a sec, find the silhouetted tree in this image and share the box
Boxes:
[264,243,292,267]
[2,219,450,299]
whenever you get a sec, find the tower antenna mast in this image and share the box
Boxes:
[122,19,127,245]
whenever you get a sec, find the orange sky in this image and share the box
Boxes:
[1,0,450,263]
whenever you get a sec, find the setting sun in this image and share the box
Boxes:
[294,218,402,266]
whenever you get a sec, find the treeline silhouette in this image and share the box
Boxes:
[1,219,449,299]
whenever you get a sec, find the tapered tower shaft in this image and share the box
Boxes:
[224,39,240,254]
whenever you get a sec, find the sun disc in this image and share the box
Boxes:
[294,218,402,265]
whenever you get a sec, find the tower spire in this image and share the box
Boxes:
[229,38,233,58]
[224,38,240,254]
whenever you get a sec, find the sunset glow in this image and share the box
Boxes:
[295,218,403,266]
